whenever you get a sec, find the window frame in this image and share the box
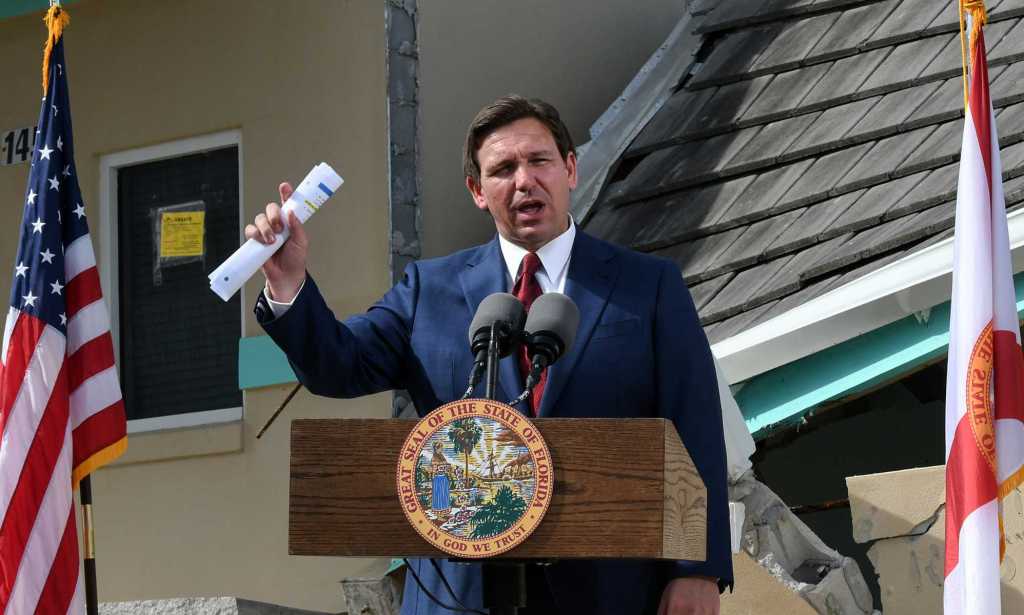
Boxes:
[98,130,244,433]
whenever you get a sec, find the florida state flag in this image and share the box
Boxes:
[944,8,1024,615]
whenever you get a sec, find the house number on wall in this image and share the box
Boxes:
[1,126,38,166]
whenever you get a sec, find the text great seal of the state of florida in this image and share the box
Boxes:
[395,399,553,558]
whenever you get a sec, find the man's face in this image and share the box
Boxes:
[467,117,577,251]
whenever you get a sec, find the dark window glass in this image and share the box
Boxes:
[117,146,241,421]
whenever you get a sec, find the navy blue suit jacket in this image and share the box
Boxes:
[257,230,732,615]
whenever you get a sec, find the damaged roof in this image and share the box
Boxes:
[581,0,1024,344]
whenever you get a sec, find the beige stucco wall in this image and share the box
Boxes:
[0,1,390,612]
[848,465,1024,614]
[418,0,687,258]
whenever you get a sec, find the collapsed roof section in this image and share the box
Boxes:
[580,0,1024,345]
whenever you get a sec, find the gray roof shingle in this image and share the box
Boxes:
[581,0,1024,342]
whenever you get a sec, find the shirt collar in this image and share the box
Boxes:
[498,217,576,283]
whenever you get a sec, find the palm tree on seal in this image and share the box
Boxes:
[448,418,483,487]
[471,485,527,538]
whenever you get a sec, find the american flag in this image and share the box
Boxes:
[0,13,126,615]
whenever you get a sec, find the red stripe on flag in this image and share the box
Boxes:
[968,31,993,193]
[31,504,78,615]
[993,330,1024,422]
[72,401,126,470]
[0,364,68,611]
[66,332,115,392]
[945,412,1000,575]
[64,266,102,319]
[0,315,46,438]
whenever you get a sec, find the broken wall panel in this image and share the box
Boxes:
[847,465,1024,614]
[752,361,947,609]
[730,473,875,615]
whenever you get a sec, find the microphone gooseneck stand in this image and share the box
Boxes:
[485,322,500,401]
[477,320,530,615]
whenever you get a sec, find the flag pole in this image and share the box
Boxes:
[80,476,99,615]
[43,4,100,613]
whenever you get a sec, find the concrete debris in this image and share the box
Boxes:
[341,576,402,615]
[848,465,1024,614]
[99,597,331,615]
[717,355,755,481]
[731,472,878,615]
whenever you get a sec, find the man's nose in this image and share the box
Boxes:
[514,165,537,191]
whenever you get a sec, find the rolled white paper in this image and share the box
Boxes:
[209,162,343,301]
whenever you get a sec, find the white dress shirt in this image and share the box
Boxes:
[498,220,575,294]
[265,219,576,317]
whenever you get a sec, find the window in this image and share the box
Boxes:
[100,132,243,430]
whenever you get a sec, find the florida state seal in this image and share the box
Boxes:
[967,322,997,472]
[395,399,553,557]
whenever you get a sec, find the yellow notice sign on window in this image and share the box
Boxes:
[160,211,205,258]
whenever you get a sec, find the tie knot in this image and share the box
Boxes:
[520,252,542,279]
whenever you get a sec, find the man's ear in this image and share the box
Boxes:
[565,151,578,191]
[466,175,488,212]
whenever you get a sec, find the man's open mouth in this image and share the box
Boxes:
[516,200,545,215]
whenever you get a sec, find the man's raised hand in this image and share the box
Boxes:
[244,182,308,302]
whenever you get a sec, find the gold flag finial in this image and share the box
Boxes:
[958,0,988,111]
[41,4,70,96]
[964,0,988,53]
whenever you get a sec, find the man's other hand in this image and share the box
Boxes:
[244,182,308,302]
[657,577,720,615]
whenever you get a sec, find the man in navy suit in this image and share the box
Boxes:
[249,96,732,615]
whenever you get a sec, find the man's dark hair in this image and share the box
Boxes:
[463,95,575,183]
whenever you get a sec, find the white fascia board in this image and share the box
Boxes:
[712,207,1024,385]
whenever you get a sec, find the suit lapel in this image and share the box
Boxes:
[538,231,619,417]
[458,238,522,406]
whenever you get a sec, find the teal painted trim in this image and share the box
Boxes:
[386,558,406,575]
[238,335,296,390]
[1,1,79,21]
[736,272,1024,437]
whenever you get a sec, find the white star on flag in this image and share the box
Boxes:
[2,15,128,615]
[73,203,85,218]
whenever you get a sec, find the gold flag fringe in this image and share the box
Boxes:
[41,5,70,96]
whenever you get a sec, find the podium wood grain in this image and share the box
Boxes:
[290,418,707,560]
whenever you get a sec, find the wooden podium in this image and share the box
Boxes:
[289,417,707,562]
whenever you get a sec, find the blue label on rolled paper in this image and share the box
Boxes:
[318,182,334,197]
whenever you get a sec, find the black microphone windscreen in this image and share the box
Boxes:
[524,293,580,355]
[467,293,525,344]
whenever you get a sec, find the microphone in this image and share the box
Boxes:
[514,293,580,406]
[461,293,525,399]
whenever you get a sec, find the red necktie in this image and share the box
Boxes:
[514,253,546,416]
